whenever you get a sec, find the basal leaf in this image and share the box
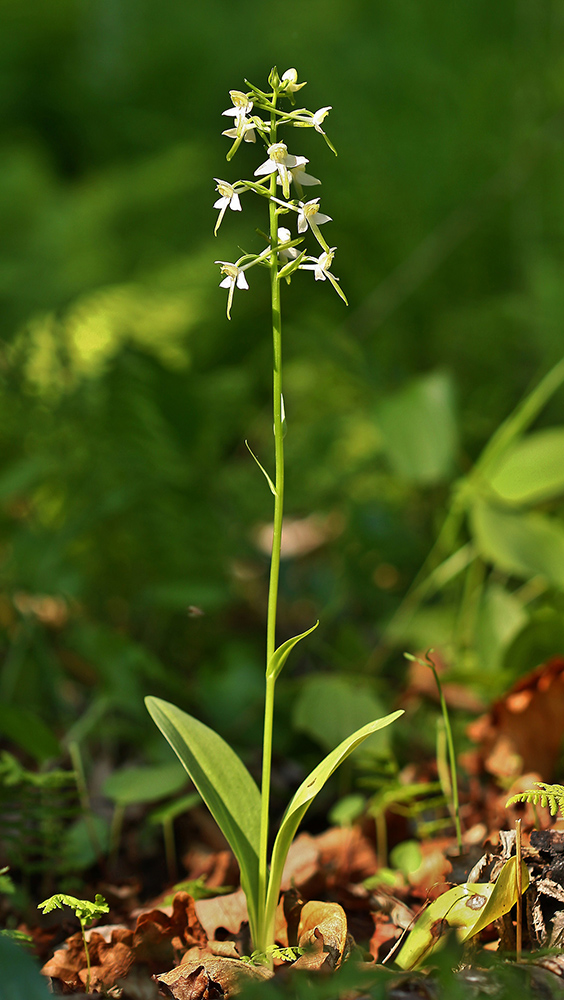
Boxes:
[393,858,530,969]
[264,710,403,940]
[145,696,261,941]
[393,882,494,969]
[266,622,318,681]
[459,857,529,942]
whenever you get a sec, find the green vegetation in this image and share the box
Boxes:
[2,3,564,991]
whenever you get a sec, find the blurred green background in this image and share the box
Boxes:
[2,0,564,792]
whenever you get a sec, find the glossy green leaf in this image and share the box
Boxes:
[264,710,403,941]
[470,500,564,588]
[266,621,319,681]
[375,371,458,484]
[459,857,529,942]
[394,857,530,969]
[145,696,261,941]
[487,428,564,504]
[394,882,495,969]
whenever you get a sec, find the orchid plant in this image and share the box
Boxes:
[146,67,403,960]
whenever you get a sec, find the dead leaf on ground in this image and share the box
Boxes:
[293,900,348,970]
[468,656,564,780]
[157,955,273,998]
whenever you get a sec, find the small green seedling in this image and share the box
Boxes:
[404,649,462,853]
[38,893,109,993]
[146,67,403,960]
[506,781,564,824]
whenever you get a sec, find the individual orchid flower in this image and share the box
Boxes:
[299,248,348,303]
[222,90,254,124]
[280,68,307,95]
[277,227,299,263]
[255,142,308,199]
[294,107,332,135]
[296,198,332,239]
[213,179,242,235]
[214,261,249,320]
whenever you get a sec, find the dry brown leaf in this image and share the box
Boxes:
[194,890,248,942]
[468,656,564,780]
[295,900,348,970]
[315,825,379,885]
[157,954,273,998]
[280,833,320,891]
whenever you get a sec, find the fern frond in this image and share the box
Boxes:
[506,782,564,818]
[38,893,109,926]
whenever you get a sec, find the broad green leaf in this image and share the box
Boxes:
[394,882,494,969]
[293,675,390,753]
[470,500,564,589]
[394,858,530,969]
[375,371,458,484]
[103,761,188,806]
[145,696,261,941]
[266,622,318,681]
[459,857,529,942]
[264,710,403,940]
[487,428,564,504]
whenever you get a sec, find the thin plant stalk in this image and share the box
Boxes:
[258,92,284,952]
[405,651,462,853]
[428,655,462,854]
[516,818,522,961]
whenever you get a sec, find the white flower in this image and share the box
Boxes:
[213,179,242,235]
[214,261,249,319]
[222,90,253,123]
[277,227,299,263]
[222,91,256,145]
[281,68,307,94]
[277,164,321,190]
[300,248,348,304]
[222,118,256,144]
[295,107,332,135]
[296,198,332,235]
[255,142,308,199]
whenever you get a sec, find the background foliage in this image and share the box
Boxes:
[2,0,564,839]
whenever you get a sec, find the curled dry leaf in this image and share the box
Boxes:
[292,900,348,970]
[157,955,273,999]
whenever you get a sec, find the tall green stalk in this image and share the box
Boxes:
[258,95,284,951]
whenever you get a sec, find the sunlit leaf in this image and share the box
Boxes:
[459,857,529,942]
[145,696,261,942]
[293,674,390,753]
[264,711,403,941]
[394,857,530,969]
[394,882,494,969]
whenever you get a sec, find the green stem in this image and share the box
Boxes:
[80,921,92,994]
[427,656,462,854]
[258,93,284,953]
